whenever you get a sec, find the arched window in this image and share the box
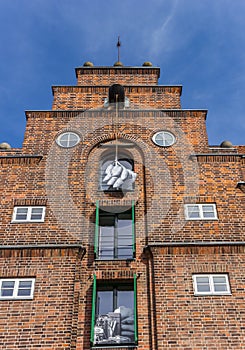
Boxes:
[100,154,135,191]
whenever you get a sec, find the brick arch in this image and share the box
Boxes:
[80,129,147,163]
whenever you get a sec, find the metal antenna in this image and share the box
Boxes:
[117,36,121,62]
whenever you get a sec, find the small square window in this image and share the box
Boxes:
[185,204,217,220]
[12,206,46,222]
[0,278,35,299]
[193,274,231,295]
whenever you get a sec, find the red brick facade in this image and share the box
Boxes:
[0,63,244,349]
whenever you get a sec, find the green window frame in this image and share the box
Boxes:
[94,201,135,260]
[90,274,97,343]
[90,274,138,345]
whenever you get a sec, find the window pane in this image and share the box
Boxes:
[97,290,113,315]
[1,281,15,297]
[2,281,15,288]
[15,208,28,220]
[99,235,114,259]
[117,290,134,310]
[164,133,174,146]
[68,133,79,147]
[213,276,228,292]
[17,288,32,296]
[59,134,69,147]
[203,211,215,218]
[213,284,228,292]
[18,281,32,288]
[213,276,226,284]
[202,205,215,218]
[196,277,209,283]
[1,289,14,297]
[196,277,210,292]
[187,205,200,218]
[99,211,133,260]
[202,205,214,212]
[31,208,43,220]
[117,217,133,259]
[155,134,164,146]
[196,284,211,292]
[99,214,115,259]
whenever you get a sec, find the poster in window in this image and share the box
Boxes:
[94,306,134,344]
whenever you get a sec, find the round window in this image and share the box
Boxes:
[152,131,175,147]
[56,132,80,148]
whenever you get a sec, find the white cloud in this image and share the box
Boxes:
[149,0,179,59]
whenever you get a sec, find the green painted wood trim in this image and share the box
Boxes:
[132,200,135,256]
[94,200,99,256]
[134,273,138,342]
[90,274,97,343]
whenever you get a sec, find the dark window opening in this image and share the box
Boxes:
[95,205,135,260]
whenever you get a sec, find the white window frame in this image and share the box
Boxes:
[56,132,80,148]
[184,203,218,220]
[12,206,46,223]
[0,278,35,300]
[193,274,231,296]
[152,131,176,147]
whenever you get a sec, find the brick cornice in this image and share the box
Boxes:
[190,154,244,162]
[52,85,182,94]
[95,269,135,280]
[25,109,207,119]
[75,66,160,78]
[13,198,47,206]
[147,243,245,256]
[25,110,85,119]
[0,155,42,165]
[0,244,85,258]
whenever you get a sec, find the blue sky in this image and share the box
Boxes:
[0,0,244,147]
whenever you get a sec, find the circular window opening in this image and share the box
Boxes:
[56,132,80,148]
[152,131,175,147]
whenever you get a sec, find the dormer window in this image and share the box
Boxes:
[109,84,125,104]
[104,84,130,108]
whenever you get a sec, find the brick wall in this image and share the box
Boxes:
[75,67,160,86]
[150,245,245,349]
[52,86,182,110]
[0,247,83,350]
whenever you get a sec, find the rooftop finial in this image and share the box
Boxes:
[117,36,121,62]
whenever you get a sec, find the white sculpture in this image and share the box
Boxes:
[103,160,137,189]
